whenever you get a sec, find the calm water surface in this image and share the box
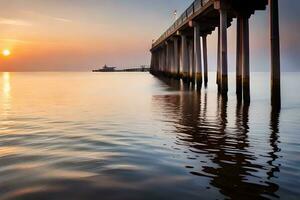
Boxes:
[0,72,299,200]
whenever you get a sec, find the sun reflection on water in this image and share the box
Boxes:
[3,72,11,96]
[1,72,11,113]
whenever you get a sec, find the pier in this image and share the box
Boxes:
[150,0,281,107]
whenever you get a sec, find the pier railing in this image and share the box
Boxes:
[152,0,211,49]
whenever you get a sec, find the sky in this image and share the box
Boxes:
[0,0,299,72]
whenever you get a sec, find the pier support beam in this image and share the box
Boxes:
[178,38,182,78]
[220,8,228,94]
[242,15,250,104]
[171,41,175,77]
[158,49,162,73]
[194,23,202,87]
[161,47,164,74]
[156,52,159,74]
[173,37,180,78]
[203,35,208,87]
[217,26,221,88]
[270,0,281,108]
[166,42,170,76]
[188,38,195,82]
[160,49,164,73]
[169,42,173,76]
[180,34,189,81]
[236,16,243,101]
[154,51,158,74]
[163,48,166,74]
[165,44,168,75]
[157,51,160,73]
[169,41,174,77]
[150,52,153,73]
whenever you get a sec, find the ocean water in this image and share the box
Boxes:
[0,72,299,200]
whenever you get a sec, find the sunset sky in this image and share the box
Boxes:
[0,0,299,72]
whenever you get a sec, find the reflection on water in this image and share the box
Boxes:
[2,72,11,96]
[1,72,12,130]
[152,76,292,199]
[0,72,299,200]
[2,72,11,111]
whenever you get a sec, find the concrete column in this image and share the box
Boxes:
[166,42,170,76]
[158,50,161,73]
[217,26,221,89]
[162,48,165,73]
[194,24,202,87]
[161,48,164,74]
[150,52,154,72]
[154,51,158,74]
[236,16,243,101]
[150,52,153,73]
[153,52,157,74]
[179,38,182,77]
[163,46,167,75]
[203,35,208,87]
[172,41,175,77]
[242,16,250,104]
[169,42,172,76]
[173,37,180,79]
[181,34,189,80]
[220,8,228,94]
[162,49,164,74]
[170,42,174,76]
[161,49,164,73]
[189,38,194,82]
[170,41,174,77]
[159,49,162,73]
[270,0,281,108]
[187,40,191,81]
[156,51,159,73]
[159,50,162,73]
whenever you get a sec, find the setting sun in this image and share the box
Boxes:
[2,49,11,57]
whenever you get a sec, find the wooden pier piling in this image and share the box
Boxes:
[220,7,228,94]
[181,34,189,81]
[194,24,203,87]
[242,15,250,104]
[236,16,243,101]
[203,35,208,87]
[270,0,281,108]
[173,37,180,78]
[217,26,221,89]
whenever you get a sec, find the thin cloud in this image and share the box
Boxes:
[0,17,32,26]
[0,38,64,45]
[0,38,33,44]
[52,17,72,23]
[22,10,72,23]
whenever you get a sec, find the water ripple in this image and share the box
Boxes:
[0,73,299,200]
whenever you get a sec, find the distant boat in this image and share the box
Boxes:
[92,64,150,72]
[92,65,116,72]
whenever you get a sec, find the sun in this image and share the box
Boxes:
[2,49,11,57]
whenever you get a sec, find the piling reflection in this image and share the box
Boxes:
[268,107,281,178]
[265,107,281,198]
[153,77,282,199]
